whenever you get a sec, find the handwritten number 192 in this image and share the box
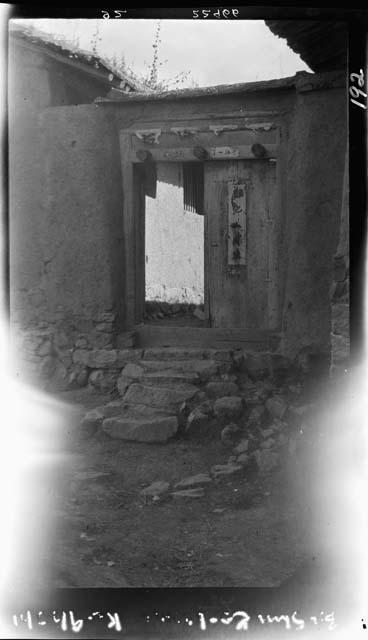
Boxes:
[349,69,367,110]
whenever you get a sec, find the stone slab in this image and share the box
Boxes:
[102,415,178,443]
[265,396,288,420]
[206,381,239,398]
[211,464,244,478]
[141,371,200,386]
[214,396,244,420]
[143,348,208,361]
[123,383,199,411]
[171,488,205,499]
[141,481,170,496]
[116,349,144,366]
[142,359,220,379]
[73,349,118,368]
[120,403,175,417]
[185,408,213,436]
[234,438,249,455]
[73,348,143,368]
[254,449,280,473]
[174,473,212,489]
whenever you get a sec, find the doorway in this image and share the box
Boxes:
[144,161,207,327]
[134,156,279,331]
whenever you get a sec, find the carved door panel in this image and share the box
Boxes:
[204,160,278,329]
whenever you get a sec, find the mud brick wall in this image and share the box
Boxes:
[9,70,347,390]
[281,75,347,360]
[10,104,125,389]
[8,41,127,389]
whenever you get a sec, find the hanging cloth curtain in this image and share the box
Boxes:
[183,162,204,215]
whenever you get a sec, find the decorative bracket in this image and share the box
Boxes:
[134,129,162,144]
[243,122,274,132]
[209,124,239,136]
[170,127,198,137]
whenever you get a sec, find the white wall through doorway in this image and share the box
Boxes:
[145,162,204,305]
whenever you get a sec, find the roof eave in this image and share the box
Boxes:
[10,31,138,92]
[96,74,299,104]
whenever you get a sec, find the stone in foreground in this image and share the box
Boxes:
[89,369,120,392]
[254,449,280,473]
[237,453,251,466]
[80,408,105,437]
[80,401,125,435]
[74,471,111,481]
[174,473,212,489]
[248,405,267,425]
[234,438,249,454]
[172,488,205,499]
[243,352,271,380]
[210,464,244,478]
[260,438,276,449]
[185,407,212,436]
[206,381,239,398]
[142,359,219,380]
[265,396,288,420]
[123,383,199,411]
[141,370,200,386]
[214,396,244,421]
[220,423,241,446]
[141,481,170,496]
[143,348,207,361]
[102,415,178,443]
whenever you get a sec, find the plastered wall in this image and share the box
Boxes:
[9,39,128,388]
[281,83,347,358]
[10,103,125,388]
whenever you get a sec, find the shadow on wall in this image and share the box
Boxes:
[145,162,204,305]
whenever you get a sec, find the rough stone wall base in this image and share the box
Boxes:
[11,311,120,391]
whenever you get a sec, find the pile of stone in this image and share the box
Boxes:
[136,392,314,502]
[183,387,312,475]
[79,347,312,480]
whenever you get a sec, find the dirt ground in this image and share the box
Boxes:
[27,387,315,590]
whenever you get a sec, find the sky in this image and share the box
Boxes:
[12,18,311,87]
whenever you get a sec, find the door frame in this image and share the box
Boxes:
[119,116,281,330]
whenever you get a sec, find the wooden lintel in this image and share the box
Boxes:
[133,144,278,163]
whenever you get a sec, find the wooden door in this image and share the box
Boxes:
[204,159,278,329]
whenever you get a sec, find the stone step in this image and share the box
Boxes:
[117,363,205,394]
[122,382,200,411]
[73,348,143,369]
[119,359,224,383]
[103,414,178,443]
[140,370,201,386]
[141,359,221,378]
[135,326,281,350]
[139,358,220,376]
[120,403,174,417]
[142,347,234,362]
[106,401,176,418]
[116,331,136,349]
